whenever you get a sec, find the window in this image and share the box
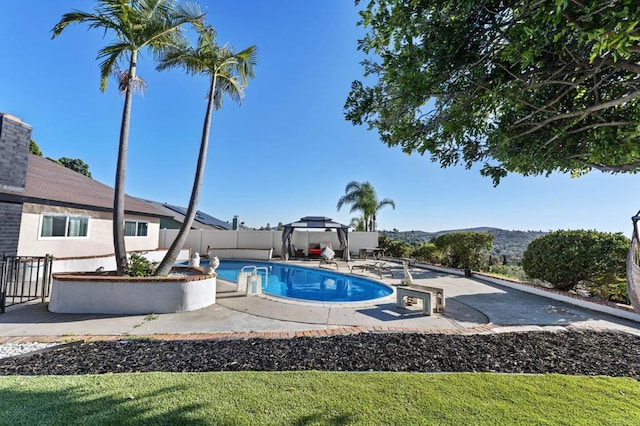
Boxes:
[124,220,148,237]
[41,215,88,238]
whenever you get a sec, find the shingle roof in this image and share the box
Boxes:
[0,154,167,217]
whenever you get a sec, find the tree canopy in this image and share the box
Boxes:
[30,140,92,177]
[57,157,92,178]
[346,0,640,184]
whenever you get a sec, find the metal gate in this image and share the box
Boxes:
[0,255,53,313]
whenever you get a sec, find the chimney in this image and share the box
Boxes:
[0,113,31,256]
[0,113,32,192]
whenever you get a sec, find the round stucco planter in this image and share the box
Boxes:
[49,269,216,314]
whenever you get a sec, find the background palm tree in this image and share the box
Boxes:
[349,216,366,232]
[52,0,202,275]
[337,181,395,232]
[153,24,257,276]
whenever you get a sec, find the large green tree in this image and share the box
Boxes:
[153,24,257,276]
[431,232,494,275]
[336,181,395,231]
[52,0,202,275]
[346,0,640,185]
[522,230,628,293]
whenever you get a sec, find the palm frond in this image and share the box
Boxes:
[98,42,130,91]
[230,45,258,83]
[378,198,396,209]
[344,181,363,192]
[212,76,244,109]
[53,0,202,92]
[173,1,205,23]
[156,23,257,108]
[52,10,123,39]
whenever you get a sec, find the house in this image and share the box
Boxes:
[0,113,170,258]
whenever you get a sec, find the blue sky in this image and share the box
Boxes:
[1,1,638,235]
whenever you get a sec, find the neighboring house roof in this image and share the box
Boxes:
[145,201,232,230]
[0,154,168,218]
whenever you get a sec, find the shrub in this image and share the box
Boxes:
[128,252,155,277]
[483,264,529,281]
[413,243,442,263]
[378,234,413,258]
[431,232,494,270]
[521,230,628,293]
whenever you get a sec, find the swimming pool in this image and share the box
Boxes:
[196,260,393,303]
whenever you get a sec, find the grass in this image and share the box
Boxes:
[1,372,639,425]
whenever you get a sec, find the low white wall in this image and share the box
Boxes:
[207,248,273,260]
[159,229,379,258]
[238,231,273,250]
[52,249,190,274]
[347,232,379,255]
[49,275,216,314]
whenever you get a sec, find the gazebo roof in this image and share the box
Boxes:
[284,216,348,229]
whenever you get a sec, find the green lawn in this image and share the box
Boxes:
[1,372,638,425]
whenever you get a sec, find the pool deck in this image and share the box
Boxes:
[1,260,639,343]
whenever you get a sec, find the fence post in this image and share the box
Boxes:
[42,254,52,302]
[0,255,6,314]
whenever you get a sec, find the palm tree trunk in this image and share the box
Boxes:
[113,52,138,275]
[154,77,216,275]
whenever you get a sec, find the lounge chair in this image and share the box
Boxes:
[350,261,395,278]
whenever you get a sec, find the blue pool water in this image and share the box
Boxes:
[188,259,393,303]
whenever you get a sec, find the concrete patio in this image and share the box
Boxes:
[1,261,639,342]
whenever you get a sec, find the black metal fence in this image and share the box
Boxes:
[0,255,53,313]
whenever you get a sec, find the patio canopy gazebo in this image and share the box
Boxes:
[281,216,350,261]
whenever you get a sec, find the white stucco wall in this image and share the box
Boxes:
[159,229,379,258]
[17,203,160,258]
[49,275,216,314]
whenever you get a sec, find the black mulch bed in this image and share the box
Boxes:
[1,331,639,378]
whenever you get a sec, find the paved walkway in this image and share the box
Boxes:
[1,261,639,343]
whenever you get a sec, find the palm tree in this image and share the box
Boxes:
[337,181,395,232]
[349,216,366,232]
[52,0,203,275]
[153,24,257,276]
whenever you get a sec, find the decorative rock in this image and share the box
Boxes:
[0,331,638,378]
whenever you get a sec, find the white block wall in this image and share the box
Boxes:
[159,229,379,258]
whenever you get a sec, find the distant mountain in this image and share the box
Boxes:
[381,227,548,263]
